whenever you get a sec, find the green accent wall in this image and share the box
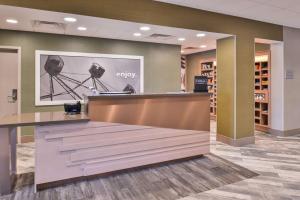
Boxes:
[0,29,181,135]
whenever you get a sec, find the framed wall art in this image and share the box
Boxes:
[35,50,144,106]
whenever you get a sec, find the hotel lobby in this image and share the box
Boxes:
[0,1,300,200]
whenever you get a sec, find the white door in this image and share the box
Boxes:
[0,49,18,118]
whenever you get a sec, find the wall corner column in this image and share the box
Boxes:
[216,35,255,146]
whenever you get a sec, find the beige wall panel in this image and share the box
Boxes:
[236,36,255,139]
[216,37,235,138]
[217,36,255,140]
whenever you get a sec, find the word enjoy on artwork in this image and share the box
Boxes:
[116,72,136,79]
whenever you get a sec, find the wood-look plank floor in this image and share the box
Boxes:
[180,121,300,200]
[0,153,256,200]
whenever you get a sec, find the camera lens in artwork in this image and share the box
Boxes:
[44,55,64,76]
[89,63,105,78]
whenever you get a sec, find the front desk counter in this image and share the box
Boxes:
[0,112,90,195]
[0,93,211,195]
[87,92,210,131]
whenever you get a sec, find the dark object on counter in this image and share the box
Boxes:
[194,76,208,93]
[64,101,81,114]
[123,84,136,94]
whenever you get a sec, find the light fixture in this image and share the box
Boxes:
[181,50,185,53]
[6,19,18,24]
[133,32,142,37]
[64,17,77,22]
[140,26,151,31]
[178,37,186,41]
[77,26,87,31]
[200,45,207,48]
[196,33,206,37]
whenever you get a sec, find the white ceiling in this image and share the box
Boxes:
[0,5,231,55]
[157,0,300,28]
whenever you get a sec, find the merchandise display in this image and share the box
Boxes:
[254,52,270,131]
[200,60,217,118]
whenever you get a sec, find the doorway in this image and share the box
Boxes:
[0,46,21,141]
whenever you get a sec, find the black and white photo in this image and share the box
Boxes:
[35,50,144,105]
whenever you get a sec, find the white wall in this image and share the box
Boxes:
[270,43,284,131]
[283,27,300,131]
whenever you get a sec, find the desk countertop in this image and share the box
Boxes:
[0,112,90,128]
[87,92,209,100]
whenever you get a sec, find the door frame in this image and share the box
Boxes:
[0,46,22,142]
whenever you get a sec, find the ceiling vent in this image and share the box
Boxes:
[31,20,66,33]
[148,33,175,40]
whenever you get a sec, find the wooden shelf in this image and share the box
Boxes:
[254,51,271,131]
[202,69,213,72]
[201,60,217,118]
[200,51,271,131]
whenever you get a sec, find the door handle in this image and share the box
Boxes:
[8,89,17,103]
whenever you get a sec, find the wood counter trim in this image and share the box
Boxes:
[88,94,210,131]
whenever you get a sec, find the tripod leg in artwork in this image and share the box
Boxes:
[92,78,98,90]
[55,77,82,99]
[49,75,54,101]
[58,74,90,89]
[53,76,77,100]
[95,78,109,92]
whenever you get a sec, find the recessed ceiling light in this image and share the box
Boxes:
[140,26,151,31]
[200,45,207,48]
[196,33,206,37]
[133,32,142,37]
[77,26,87,31]
[64,17,77,22]
[178,38,186,41]
[6,19,18,24]
[181,50,185,53]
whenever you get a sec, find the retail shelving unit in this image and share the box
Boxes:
[198,52,270,131]
[200,60,217,119]
[254,51,271,132]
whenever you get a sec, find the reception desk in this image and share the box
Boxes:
[0,112,90,195]
[87,93,210,131]
[0,93,210,194]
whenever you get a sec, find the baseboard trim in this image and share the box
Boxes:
[217,134,255,147]
[269,128,300,137]
[21,135,34,143]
